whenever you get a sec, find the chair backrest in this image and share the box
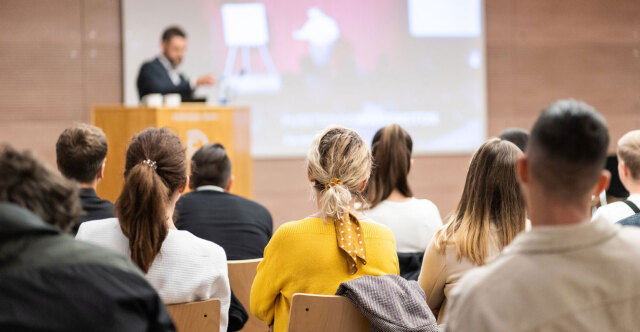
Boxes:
[288,293,371,332]
[228,258,269,332]
[167,298,221,332]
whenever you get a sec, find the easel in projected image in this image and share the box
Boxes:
[221,3,281,94]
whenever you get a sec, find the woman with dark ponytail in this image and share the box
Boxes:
[364,124,443,280]
[77,128,231,331]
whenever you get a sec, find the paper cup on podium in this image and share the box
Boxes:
[142,93,163,107]
[164,94,182,107]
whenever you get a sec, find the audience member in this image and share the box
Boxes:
[76,128,231,332]
[445,100,640,331]
[417,138,526,322]
[592,130,640,223]
[364,124,442,280]
[498,127,529,152]
[250,126,400,332]
[0,144,174,331]
[56,123,114,234]
[176,143,272,260]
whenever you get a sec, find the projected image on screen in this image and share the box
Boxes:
[123,0,485,157]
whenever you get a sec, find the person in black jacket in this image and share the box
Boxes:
[56,123,114,234]
[137,26,214,101]
[176,143,273,260]
[0,144,175,331]
[176,143,271,331]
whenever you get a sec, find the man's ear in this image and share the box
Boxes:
[592,170,611,198]
[619,160,629,178]
[97,160,106,181]
[517,155,528,185]
[225,175,234,192]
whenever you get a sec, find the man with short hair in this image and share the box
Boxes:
[444,100,640,331]
[56,123,114,234]
[592,130,640,223]
[137,26,214,101]
[176,143,273,260]
[0,144,175,331]
[498,127,529,152]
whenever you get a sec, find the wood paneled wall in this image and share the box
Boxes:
[1,0,639,228]
[0,0,121,162]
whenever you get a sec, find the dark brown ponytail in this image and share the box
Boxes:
[365,124,413,208]
[115,128,187,273]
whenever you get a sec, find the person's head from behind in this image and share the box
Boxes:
[616,130,640,192]
[190,143,232,191]
[518,100,610,218]
[498,127,529,152]
[435,138,525,265]
[161,26,187,67]
[307,126,372,221]
[0,144,83,233]
[364,124,413,208]
[56,123,108,187]
[116,127,187,273]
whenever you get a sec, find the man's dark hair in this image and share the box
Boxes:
[528,99,609,198]
[190,143,232,189]
[0,144,83,233]
[499,127,529,152]
[161,26,186,43]
[56,123,108,184]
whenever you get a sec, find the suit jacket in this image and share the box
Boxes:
[175,190,273,260]
[136,57,193,100]
[73,188,114,235]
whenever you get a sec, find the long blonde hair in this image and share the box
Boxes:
[434,138,526,265]
[307,126,372,221]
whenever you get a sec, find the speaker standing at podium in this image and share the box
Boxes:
[137,26,215,101]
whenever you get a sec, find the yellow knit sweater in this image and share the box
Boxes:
[250,217,400,332]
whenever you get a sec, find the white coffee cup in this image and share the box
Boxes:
[142,93,163,107]
[164,93,182,107]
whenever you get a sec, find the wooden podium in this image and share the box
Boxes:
[92,104,252,203]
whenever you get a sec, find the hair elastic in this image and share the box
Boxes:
[141,159,157,169]
[324,177,343,190]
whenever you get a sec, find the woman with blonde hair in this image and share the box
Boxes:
[250,126,399,332]
[364,124,442,280]
[418,138,526,321]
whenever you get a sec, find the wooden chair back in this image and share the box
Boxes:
[228,258,269,332]
[287,293,371,332]
[167,298,221,332]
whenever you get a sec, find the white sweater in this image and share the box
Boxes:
[365,197,443,253]
[76,218,230,331]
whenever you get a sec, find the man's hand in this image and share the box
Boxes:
[195,74,215,86]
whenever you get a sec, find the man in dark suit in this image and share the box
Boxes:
[56,123,114,234]
[136,26,214,101]
[176,143,273,260]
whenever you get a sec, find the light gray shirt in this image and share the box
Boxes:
[444,218,640,332]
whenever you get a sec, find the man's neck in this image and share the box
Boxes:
[528,199,591,227]
[624,180,640,196]
[78,181,98,190]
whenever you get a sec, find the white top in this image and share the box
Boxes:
[592,193,640,224]
[365,197,442,253]
[444,218,640,332]
[76,218,230,332]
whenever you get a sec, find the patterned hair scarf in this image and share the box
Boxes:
[326,178,367,274]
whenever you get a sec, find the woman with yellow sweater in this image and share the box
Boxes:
[250,126,400,332]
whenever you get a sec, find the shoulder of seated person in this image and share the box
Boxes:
[167,229,227,257]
